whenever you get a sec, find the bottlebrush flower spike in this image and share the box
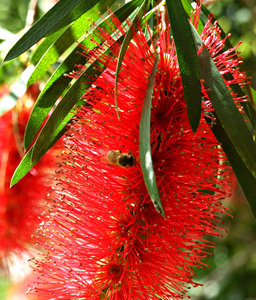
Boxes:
[29,7,248,300]
[0,84,60,265]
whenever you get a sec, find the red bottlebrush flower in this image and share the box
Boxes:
[0,85,60,263]
[29,7,247,300]
[0,84,10,99]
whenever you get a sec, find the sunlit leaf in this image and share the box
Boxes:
[24,52,87,150]
[30,26,68,65]
[28,0,114,86]
[24,0,143,150]
[31,61,103,163]
[4,0,101,61]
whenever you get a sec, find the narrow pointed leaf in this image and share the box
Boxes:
[24,52,87,150]
[31,61,103,163]
[10,147,37,188]
[166,0,201,132]
[206,114,256,218]
[28,0,113,86]
[250,86,256,106]
[10,121,68,187]
[24,0,142,150]
[190,24,256,179]
[4,0,101,61]
[30,26,68,65]
[114,0,147,118]
[139,52,164,217]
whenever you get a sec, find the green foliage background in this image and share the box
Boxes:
[211,0,256,89]
[186,3,256,300]
[188,2,256,299]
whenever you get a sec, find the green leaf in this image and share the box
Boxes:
[114,0,147,118]
[24,0,143,150]
[4,0,101,61]
[24,51,87,150]
[30,26,68,65]
[28,0,114,86]
[30,60,104,163]
[190,24,256,179]
[166,0,202,132]
[139,52,164,217]
[250,86,256,107]
[10,121,67,187]
[206,114,256,218]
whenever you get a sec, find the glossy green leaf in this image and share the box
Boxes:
[28,0,113,86]
[24,52,87,150]
[4,0,101,61]
[190,24,256,179]
[139,52,164,217]
[166,0,201,132]
[30,26,68,65]
[206,114,256,218]
[24,0,142,150]
[31,60,104,163]
[114,0,147,118]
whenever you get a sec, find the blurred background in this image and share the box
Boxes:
[188,1,256,299]
[0,0,256,299]
[209,0,256,89]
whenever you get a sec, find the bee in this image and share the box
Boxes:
[107,150,136,168]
